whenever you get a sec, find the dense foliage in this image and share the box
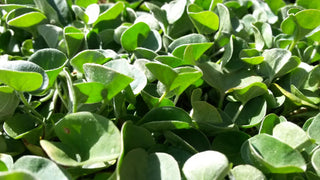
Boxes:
[0,0,320,179]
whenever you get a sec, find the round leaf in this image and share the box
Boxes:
[311,148,320,176]
[40,112,121,167]
[182,150,229,180]
[0,61,48,92]
[120,22,151,52]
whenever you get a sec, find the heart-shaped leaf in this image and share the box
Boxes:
[0,60,48,92]
[187,4,219,34]
[40,112,121,167]
[120,22,150,52]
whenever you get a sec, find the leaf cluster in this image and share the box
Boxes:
[0,0,320,179]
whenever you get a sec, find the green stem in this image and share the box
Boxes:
[18,91,44,124]
[63,68,77,113]
[157,91,168,106]
[231,103,244,123]
[39,89,54,102]
[55,81,69,110]
[288,39,297,52]
[173,94,180,105]
[46,89,59,120]
[218,93,225,109]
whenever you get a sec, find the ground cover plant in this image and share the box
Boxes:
[0,0,320,179]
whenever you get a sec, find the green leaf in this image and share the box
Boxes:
[40,112,121,167]
[312,148,320,176]
[120,22,151,52]
[145,62,177,90]
[192,101,223,124]
[13,156,71,180]
[64,26,85,57]
[0,153,13,171]
[74,0,98,8]
[173,42,213,65]
[259,48,300,83]
[74,82,106,104]
[119,148,181,180]
[187,4,219,34]
[295,9,320,30]
[146,62,202,95]
[104,59,147,95]
[162,0,187,24]
[28,48,68,88]
[34,0,73,26]
[83,63,133,101]
[307,113,320,144]
[37,24,63,48]
[239,49,264,65]
[3,113,41,140]
[168,33,208,52]
[0,171,37,180]
[182,150,229,180]
[0,60,48,92]
[70,50,113,73]
[225,97,267,128]
[241,134,306,173]
[164,129,211,153]
[93,2,125,31]
[212,131,250,165]
[259,114,287,135]
[273,83,318,109]
[6,8,46,28]
[273,121,312,150]
[0,86,19,121]
[138,106,192,125]
[228,82,268,104]
[230,165,266,180]
[215,3,233,38]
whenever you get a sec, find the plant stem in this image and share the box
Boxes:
[157,91,168,106]
[46,89,59,120]
[288,39,297,52]
[55,81,69,110]
[18,91,44,124]
[173,94,180,105]
[63,67,77,113]
[231,103,244,123]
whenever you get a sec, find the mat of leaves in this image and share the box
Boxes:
[0,0,320,179]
